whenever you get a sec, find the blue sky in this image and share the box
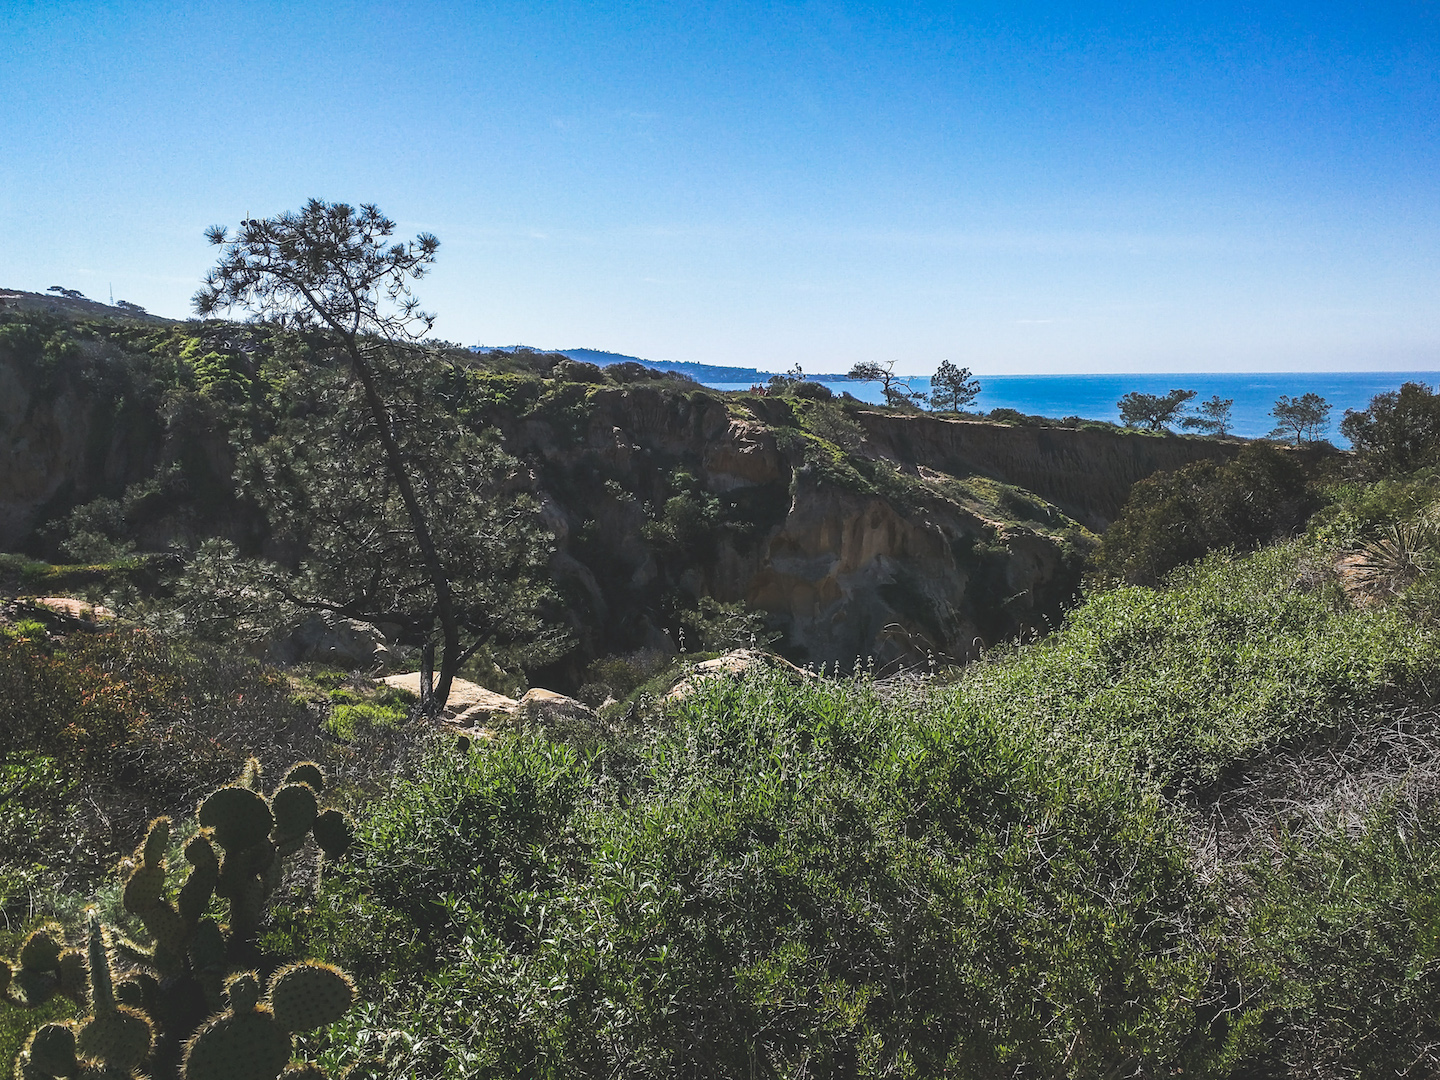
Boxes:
[2,2,1437,374]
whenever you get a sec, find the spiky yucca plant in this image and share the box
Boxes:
[1352,515,1440,595]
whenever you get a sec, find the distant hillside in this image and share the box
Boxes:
[0,286,174,323]
[560,347,852,385]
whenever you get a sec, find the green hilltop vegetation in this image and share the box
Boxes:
[8,205,1440,1076]
[550,347,854,385]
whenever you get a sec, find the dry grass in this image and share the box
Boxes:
[1191,706,1440,885]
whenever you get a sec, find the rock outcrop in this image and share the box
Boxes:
[852,411,1238,531]
[376,674,595,729]
[0,355,161,549]
[665,648,812,701]
[493,387,1234,676]
[0,327,1239,681]
[516,687,595,724]
[276,612,398,669]
[0,341,244,552]
[379,672,519,720]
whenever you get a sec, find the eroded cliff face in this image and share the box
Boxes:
[0,358,162,548]
[0,351,248,554]
[494,387,1193,675]
[1,341,1234,675]
[854,411,1238,532]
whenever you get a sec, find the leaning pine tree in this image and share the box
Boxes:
[193,200,561,711]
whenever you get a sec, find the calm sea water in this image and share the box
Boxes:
[705,372,1440,447]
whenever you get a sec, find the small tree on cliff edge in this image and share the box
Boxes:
[849,360,926,408]
[1270,392,1332,446]
[194,199,468,710]
[1118,389,1197,432]
[1181,394,1234,436]
[929,360,981,412]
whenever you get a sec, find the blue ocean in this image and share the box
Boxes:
[703,372,1440,447]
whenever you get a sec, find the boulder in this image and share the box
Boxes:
[29,597,115,621]
[286,612,395,668]
[380,672,519,721]
[517,687,595,724]
[665,648,812,701]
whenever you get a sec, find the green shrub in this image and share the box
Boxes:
[794,399,864,452]
[1340,380,1440,477]
[1229,797,1440,1075]
[327,701,408,741]
[673,595,777,652]
[1094,443,1323,584]
[958,541,1440,795]
[226,537,1440,1076]
[582,652,666,702]
[309,672,1217,1078]
[1308,472,1440,548]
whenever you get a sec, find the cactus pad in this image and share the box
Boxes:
[57,949,86,1000]
[179,862,219,926]
[188,918,226,974]
[9,968,59,1008]
[199,787,275,852]
[24,1022,78,1077]
[115,979,144,1009]
[217,839,275,892]
[19,925,64,972]
[224,875,268,941]
[141,901,184,945]
[76,1006,153,1070]
[270,784,318,840]
[282,762,325,793]
[267,963,354,1033]
[84,919,114,1013]
[123,865,166,915]
[182,1009,292,1080]
[141,817,171,866]
[186,832,219,869]
[310,810,354,860]
[225,972,261,1013]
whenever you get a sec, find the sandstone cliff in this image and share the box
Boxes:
[0,350,165,548]
[487,386,1235,675]
[0,323,1238,677]
[854,410,1237,531]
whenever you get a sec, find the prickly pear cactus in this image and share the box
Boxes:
[3,761,361,1080]
[18,1022,76,1078]
[308,813,352,862]
[12,917,155,1079]
[266,964,353,1035]
[181,973,292,1080]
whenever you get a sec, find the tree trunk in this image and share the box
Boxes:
[340,339,462,711]
[420,641,435,714]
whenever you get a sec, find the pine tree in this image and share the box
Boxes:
[929,360,981,412]
[193,200,562,709]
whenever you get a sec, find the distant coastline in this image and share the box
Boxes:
[476,345,1440,446]
[554,347,853,386]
